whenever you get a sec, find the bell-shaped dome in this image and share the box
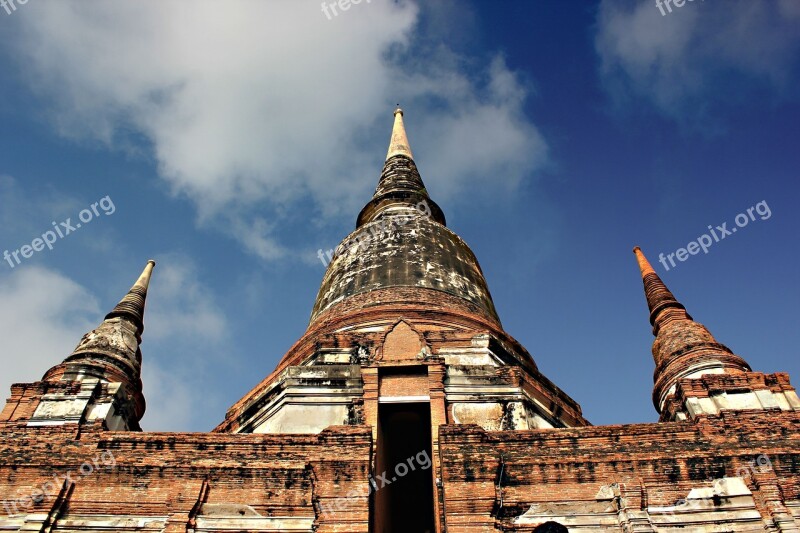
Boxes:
[310,109,499,324]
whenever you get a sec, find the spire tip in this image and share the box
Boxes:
[105,260,156,331]
[633,246,655,276]
[387,106,413,160]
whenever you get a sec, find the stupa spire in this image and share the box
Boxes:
[386,106,414,160]
[632,246,690,334]
[38,260,157,429]
[632,247,751,418]
[356,107,446,227]
[106,259,156,335]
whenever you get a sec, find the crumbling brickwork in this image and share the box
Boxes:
[439,410,800,530]
[1,110,797,532]
[0,424,373,531]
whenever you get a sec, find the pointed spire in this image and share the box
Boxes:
[632,247,690,334]
[106,259,155,335]
[356,108,446,228]
[40,260,157,427]
[386,106,414,160]
[632,247,751,418]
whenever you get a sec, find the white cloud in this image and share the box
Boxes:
[0,255,227,432]
[9,0,547,259]
[145,254,227,342]
[0,267,99,402]
[0,179,118,400]
[137,253,229,430]
[595,0,800,120]
[395,55,546,198]
[139,363,203,432]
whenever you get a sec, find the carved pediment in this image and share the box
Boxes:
[377,320,430,362]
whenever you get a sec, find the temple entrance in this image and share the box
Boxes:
[533,522,569,533]
[374,402,435,533]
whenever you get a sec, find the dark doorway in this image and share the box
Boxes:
[374,402,435,533]
[533,522,569,533]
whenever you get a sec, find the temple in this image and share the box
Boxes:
[1,109,798,532]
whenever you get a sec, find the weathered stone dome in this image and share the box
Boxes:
[310,204,499,323]
[310,108,499,324]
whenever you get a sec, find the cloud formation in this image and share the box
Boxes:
[595,0,800,121]
[145,254,227,344]
[10,0,547,260]
[0,255,228,431]
[133,253,230,430]
[0,267,98,402]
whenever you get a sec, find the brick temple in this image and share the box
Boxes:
[1,109,799,532]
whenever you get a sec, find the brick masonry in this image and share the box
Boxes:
[1,113,798,532]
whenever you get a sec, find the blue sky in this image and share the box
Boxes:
[0,0,797,431]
